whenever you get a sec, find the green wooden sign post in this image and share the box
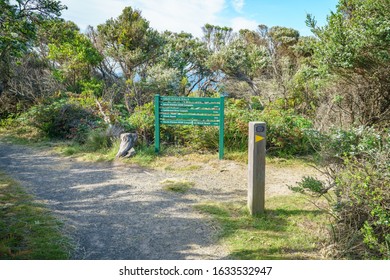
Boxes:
[154,94,225,159]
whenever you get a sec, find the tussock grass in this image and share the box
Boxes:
[0,172,72,259]
[160,179,195,193]
[195,194,328,260]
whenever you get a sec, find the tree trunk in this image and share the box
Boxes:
[116,133,138,158]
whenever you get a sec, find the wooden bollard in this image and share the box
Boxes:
[248,122,266,215]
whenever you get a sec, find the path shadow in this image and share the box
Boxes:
[0,143,226,260]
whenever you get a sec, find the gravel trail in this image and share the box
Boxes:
[0,143,229,259]
[0,142,320,260]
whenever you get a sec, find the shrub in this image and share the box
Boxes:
[127,98,318,156]
[292,127,390,259]
[127,102,155,144]
[320,126,383,161]
[334,154,389,259]
[26,98,101,143]
[260,108,318,156]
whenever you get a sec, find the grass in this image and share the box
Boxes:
[195,194,329,260]
[0,172,72,259]
[0,123,316,169]
[160,179,195,193]
[0,125,47,146]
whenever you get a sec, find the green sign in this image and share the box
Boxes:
[154,94,225,160]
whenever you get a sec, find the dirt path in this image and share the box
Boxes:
[0,142,320,260]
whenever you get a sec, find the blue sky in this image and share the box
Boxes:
[60,0,339,37]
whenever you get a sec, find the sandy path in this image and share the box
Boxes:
[0,142,319,260]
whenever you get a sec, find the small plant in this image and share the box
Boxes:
[160,179,195,193]
[289,176,326,195]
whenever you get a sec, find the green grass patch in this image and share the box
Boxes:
[195,194,328,260]
[161,179,195,193]
[0,172,72,259]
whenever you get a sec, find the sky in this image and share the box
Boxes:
[59,0,339,37]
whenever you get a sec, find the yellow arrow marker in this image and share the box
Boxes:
[255,135,264,142]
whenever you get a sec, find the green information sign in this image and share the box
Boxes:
[154,94,225,159]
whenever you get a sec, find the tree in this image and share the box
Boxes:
[156,31,217,96]
[307,0,390,126]
[255,25,301,106]
[96,7,164,108]
[44,20,103,92]
[208,33,269,99]
[0,0,66,95]
[202,24,234,52]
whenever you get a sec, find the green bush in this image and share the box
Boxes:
[334,154,389,259]
[292,127,390,259]
[320,126,383,160]
[127,102,155,144]
[127,98,318,156]
[26,98,101,143]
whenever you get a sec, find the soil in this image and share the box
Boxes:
[0,141,321,260]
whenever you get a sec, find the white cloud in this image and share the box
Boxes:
[60,0,126,31]
[60,0,226,37]
[231,0,244,13]
[230,17,258,32]
[59,0,260,38]
[126,0,225,37]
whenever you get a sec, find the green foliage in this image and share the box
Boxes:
[289,176,326,195]
[97,7,163,79]
[83,129,112,152]
[0,0,66,93]
[26,98,101,143]
[0,0,65,58]
[127,98,317,156]
[320,126,384,160]
[292,127,390,259]
[202,24,233,52]
[128,102,155,142]
[45,20,103,92]
[95,6,165,107]
[210,38,269,81]
[307,0,390,126]
[333,154,389,259]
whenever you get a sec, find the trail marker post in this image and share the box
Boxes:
[248,122,266,215]
[154,94,225,159]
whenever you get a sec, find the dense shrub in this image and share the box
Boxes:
[127,98,317,156]
[334,153,389,259]
[320,126,383,161]
[26,98,101,143]
[292,127,389,259]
